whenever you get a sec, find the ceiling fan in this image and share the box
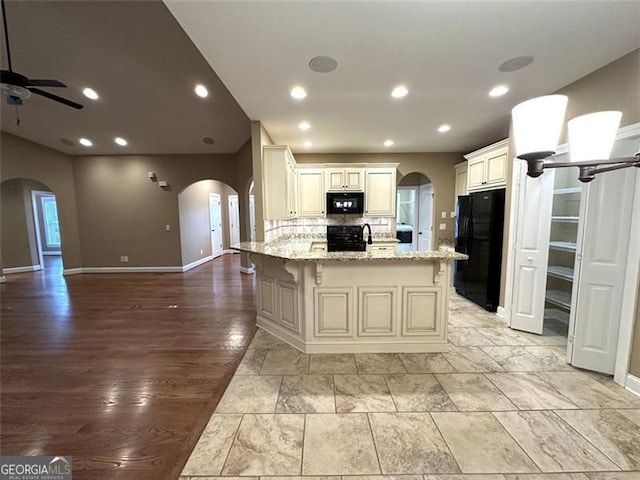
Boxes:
[0,0,83,109]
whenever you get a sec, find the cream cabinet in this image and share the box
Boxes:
[297,168,325,217]
[369,241,397,252]
[263,145,298,219]
[326,168,364,191]
[364,167,397,216]
[454,161,468,203]
[464,139,508,192]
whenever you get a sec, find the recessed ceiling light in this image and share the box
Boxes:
[309,55,338,73]
[499,55,534,72]
[114,137,127,146]
[202,137,215,145]
[391,86,408,98]
[290,86,307,100]
[384,139,394,147]
[303,141,312,148]
[195,84,209,98]
[60,138,74,146]
[79,138,93,147]
[489,85,509,97]
[438,124,451,133]
[298,121,311,131]
[82,88,98,100]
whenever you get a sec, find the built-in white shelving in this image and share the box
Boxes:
[551,216,579,223]
[545,290,572,310]
[549,241,577,252]
[547,265,575,281]
[553,187,582,195]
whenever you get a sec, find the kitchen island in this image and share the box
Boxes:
[232,239,467,353]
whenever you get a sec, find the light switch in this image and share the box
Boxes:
[441,211,447,219]
[450,211,456,218]
[439,223,446,230]
[166,224,171,231]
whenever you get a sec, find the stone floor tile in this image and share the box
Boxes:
[385,374,457,412]
[399,353,456,374]
[431,412,539,474]
[302,413,380,475]
[369,412,461,474]
[275,375,335,413]
[448,312,489,328]
[617,409,640,426]
[347,476,423,480]
[475,328,537,347]
[503,474,589,480]
[494,410,618,472]
[449,328,497,347]
[435,374,516,411]
[523,346,575,371]
[249,329,287,350]
[181,414,242,476]
[222,414,304,476]
[555,409,640,470]
[309,354,358,374]
[355,353,407,374]
[442,347,505,373]
[484,372,578,410]
[535,372,636,408]
[479,346,549,372]
[261,345,310,375]
[215,375,281,413]
[236,348,269,374]
[334,374,396,412]
[585,473,640,479]
[426,475,508,480]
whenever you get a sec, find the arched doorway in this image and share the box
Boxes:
[397,172,434,252]
[177,179,239,270]
[1,178,63,275]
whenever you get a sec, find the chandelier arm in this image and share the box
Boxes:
[589,161,640,176]
[542,156,639,169]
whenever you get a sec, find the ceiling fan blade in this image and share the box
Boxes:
[26,79,67,88]
[28,87,84,109]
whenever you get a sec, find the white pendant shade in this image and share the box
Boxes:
[568,111,622,162]
[512,95,568,157]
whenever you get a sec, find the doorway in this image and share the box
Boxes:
[209,193,224,258]
[228,195,240,248]
[32,191,62,268]
[396,173,433,252]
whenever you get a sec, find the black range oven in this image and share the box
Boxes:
[326,225,366,252]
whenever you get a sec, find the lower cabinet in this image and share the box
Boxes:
[401,287,439,336]
[314,288,353,337]
[358,287,397,336]
[276,281,300,334]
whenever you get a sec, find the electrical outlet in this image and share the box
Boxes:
[165,224,171,231]
[439,223,446,231]
[441,211,447,218]
[200,249,204,255]
[120,256,129,263]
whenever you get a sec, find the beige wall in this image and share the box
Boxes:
[1,132,83,270]
[1,179,36,268]
[179,180,238,266]
[295,152,464,247]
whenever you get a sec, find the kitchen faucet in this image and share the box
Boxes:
[362,223,373,245]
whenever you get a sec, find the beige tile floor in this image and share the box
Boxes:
[180,293,640,480]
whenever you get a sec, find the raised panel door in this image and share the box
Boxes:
[257,277,275,321]
[314,288,353,337]
[467,158,485,190]
[344,169,363,190]
[297,169,325,217]
[326,169,346,191]
[485,151,507,187]
[357,287,397,336]
[365,169,396,216]
[401,287,440,336]
[277,281,300,334]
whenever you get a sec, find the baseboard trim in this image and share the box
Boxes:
[0,275,6,283]
[65,266,183,274]
[626,373,640,398]
[496,306,507,320]
[239,266,255,275]
[4,265,42,274]
[62,268,83,276]
[182,255,213,272]
[223,249,238,255]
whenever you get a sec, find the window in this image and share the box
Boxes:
[41,196,61,248]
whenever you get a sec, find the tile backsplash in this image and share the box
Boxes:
[264,216,394,242]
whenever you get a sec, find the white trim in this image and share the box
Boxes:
[42,251,62,256]
[496,306,507,320]
[4,265,42,274]
[503,158,523,326]
[182,255,213,272]
[0,275,6,283]
[463,138,509,160]
[31,190,46,270]
[223,249,238,255]
[240,266,255,275]
[62,268,83,276]
[65,266,183,274]
[625,374,640,398]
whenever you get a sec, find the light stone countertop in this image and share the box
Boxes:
[232,239,467,262]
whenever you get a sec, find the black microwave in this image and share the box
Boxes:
[326,192,365,215]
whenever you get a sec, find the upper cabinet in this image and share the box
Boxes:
[263,145,298,219]
[454,161,468,203]
[326,168,364,191]
[297,168,325,217]
[364,167,397,216]
[464,139,509,192]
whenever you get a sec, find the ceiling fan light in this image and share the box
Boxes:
[82,88,99,100]
[512,95,568,157]
[568,111,622,162]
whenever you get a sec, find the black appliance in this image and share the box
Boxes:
[454,189,505,312]
[326,225,366,252]
[326,192,364,215]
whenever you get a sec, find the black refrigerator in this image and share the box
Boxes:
[454,188,505,312]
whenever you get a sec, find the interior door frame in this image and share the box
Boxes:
[418,183,433,251]
[30,190,51,269]
[397,186,419,250]
[209,192,223,258]
[228,194,240,248]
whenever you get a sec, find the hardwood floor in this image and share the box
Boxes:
[0,254,257,480]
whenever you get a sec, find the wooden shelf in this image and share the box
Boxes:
[545,290,572,310]
[551,216,579,223]
[549,241,577,252]
[547,266,575,281]
[554,187,581,195]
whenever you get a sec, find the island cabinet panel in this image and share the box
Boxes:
[314,288,353,337]
[277,281,300,334]
[401,287,440,336]
[257,277,276,321]
[358,287,397,336]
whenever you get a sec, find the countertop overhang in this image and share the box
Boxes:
[231,240,468,262]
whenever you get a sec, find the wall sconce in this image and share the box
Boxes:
[148,171,157,181]
[512,95,640,182]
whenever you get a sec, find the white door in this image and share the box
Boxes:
[418,184,433,251]
[209,193,223,258]
[249,195,256,242]
[509,162,555,334]
[228,195,240,247]
[569,167,636,374]
[396,187,418,251]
